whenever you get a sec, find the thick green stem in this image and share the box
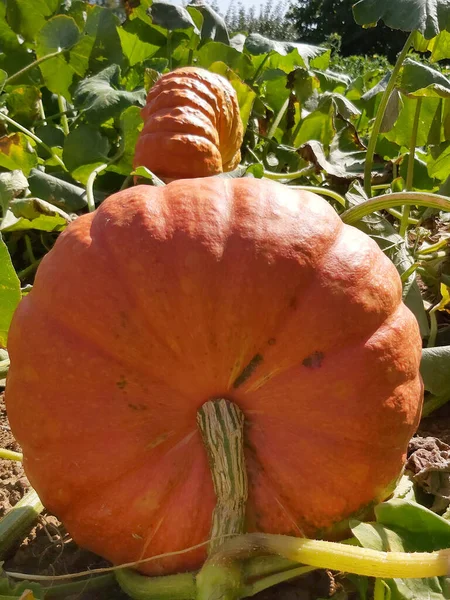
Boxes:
[399,98,422,237]
[263,167,314,181]
[341,191,450,225]
[5,51,66,86]
[57,95,70,136]
[197,399,248,554]
[0,448,23,461]
[196,398,248,600]
[0,490,43,560]
[364,33,414,197]
[0,113,66,171]
[115,570,196,600]
[287,185,346,207]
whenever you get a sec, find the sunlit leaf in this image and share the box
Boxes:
[0,234,20,348]
[0,134,37,176]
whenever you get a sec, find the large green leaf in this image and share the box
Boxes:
[73,64,146,124]
[353,0,450,39]
[421,346,450,396]
[36,15,80,98]
[149,1,199,33]
[0,234,20,348]
[385,95,442,147]
[196,41,254,80]
[117,26,160,67]
[400,58,450,98]
[27,169,106,212]
[187,2,229,45]
[108,106,143,176]
[244,33,326,68]
[63,125,110,184]
[5,0,59,42]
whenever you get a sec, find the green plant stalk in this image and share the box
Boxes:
[267,97,289,140]
[17,259,42,281]
[374,578,388,600]
[286,185,346,207]
[400,263,420,283]
[0,489,43,560]
[24,235,36,265]
[210,532,450,579]
[363,32,415,198]
[0,449,23,461]
[250,52,272,86]
[57,96,70,136]
[341,192,450,225]
[263,167,314,181]
[386,208,419,224]
[399,98,422,238]
[4,50,66,86]
[241,565,316,597]
[115,570,196,600]
[86,150,123,212]
[167,31,173,70]
[0,113,66,171]
[428,308,438,348]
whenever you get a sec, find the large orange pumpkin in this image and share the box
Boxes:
[133,67,243,181]
[5,178,422,576]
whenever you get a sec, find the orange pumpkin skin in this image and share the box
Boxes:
[6,179,422,575]
[133,67,243,181]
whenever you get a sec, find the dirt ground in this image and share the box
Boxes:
[5,389,447,599]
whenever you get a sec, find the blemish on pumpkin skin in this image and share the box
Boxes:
[233,354,263,388]
[302,351,324,369]
[268,338,276,346]
[302,352,325,369]
[289,296,298,309]
[128,403,148,411]
[117,376,127,389]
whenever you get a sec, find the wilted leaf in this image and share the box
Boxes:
[353,0,450,39]
[0,170,28,215]
[1,198,70,232]
[0,234,21,348]
[73,64,146,123]
[0,134,37,176]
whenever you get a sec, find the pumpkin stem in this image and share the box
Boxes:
[196,398,248,600]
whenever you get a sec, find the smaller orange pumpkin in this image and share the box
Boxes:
[133,67,243,181]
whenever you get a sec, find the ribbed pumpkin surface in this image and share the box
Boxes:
[6,178,422,575]
[133,67,243,181]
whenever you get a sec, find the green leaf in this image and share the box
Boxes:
[132,166,165,186]
[117,26,160,67]
[0,69,6,93]
[0,234,21,348]
[353,0,450,39]
[386,95,442,148]
[1,198,70,232]
[0,133,37,176]
[244,33,327,68]
[108,106,143,176]
[0,170,28,216]
[5,85,41,127]
[73,64,146,124]
[63,125,110,185]
[421,346,450,396]
[5,0,59,42]
[187,2,229,44]
[428,143,450,180]
[28,169,106,212]
[196,41,254,80]
[149,1,199,33]
[400,59,450,98]
[36,15,79,98]
[86,7,124,72]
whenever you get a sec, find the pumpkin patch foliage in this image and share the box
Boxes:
[0,0,450,599]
